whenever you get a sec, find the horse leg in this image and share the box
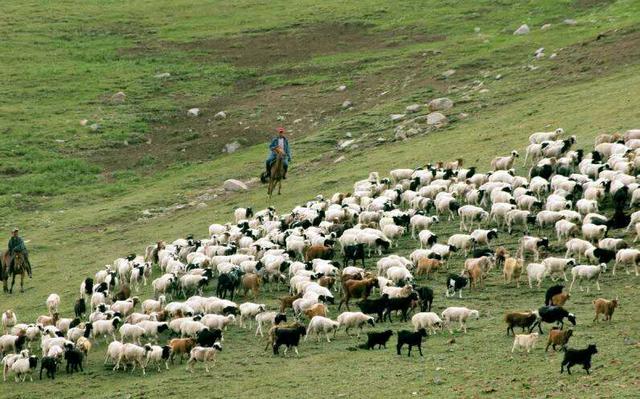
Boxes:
[278,179,282,195]
[20,272,24,293]
[10,272,16,294]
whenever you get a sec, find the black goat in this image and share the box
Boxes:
[561,344,598,375]
[359,330,393,350]
[344,243,366,267]
[39,356,57,380]
[64,347,84,374]
[591,248,616,264]
[74,298,87,319]
[273,325,307,356]
[545,285,564,306]
[415,286,433,312]
[216,269,244,300]
[357,294,390,323]
[196,328,223,347]
[384,292,419,323]
[531,306,576,334]
[396,329,427,357]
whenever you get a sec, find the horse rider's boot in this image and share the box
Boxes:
[283,164,288,179]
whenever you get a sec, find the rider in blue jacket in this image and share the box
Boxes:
[262,127,291,182]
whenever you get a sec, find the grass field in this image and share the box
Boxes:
[2,1,640,398]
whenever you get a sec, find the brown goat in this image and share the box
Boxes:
[303,303,328,319]
[279,292,302,313]
[339,278,378,311]
[113,284,131,302]
[304,245,334,262]
[416,258,442,279]
[545,328,573,351]
[503,256,523,287]
[36,312,59,327]
[169,338,196,363]
[318,276,336,290]
[444,158,464,169]
[593,297,618,322]
[551,292,570,306]
[495,247,509,266]
[242,273,262,299]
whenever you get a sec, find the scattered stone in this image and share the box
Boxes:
[535,47,545,56]
[495,74,503,80]
[337,85,347,91]
[293,118,303,124]
[433,376,443,385]
[379,91,389,96]
[111,91,126,103]
[276,115,285,121]
[214,111,227,120]
[334,156,346,163]
[563,19,577,26]
[549,53,558,59]
[405,104,421,113]
[474,27,481,33]
[377,137,386,142]
[458,113,469,119]
[448,338,456,344]
[196,203,208,209]
[79,119,88,126]
[428,97,454,111]
[623,337,637,346]
[345,132,352,138]
[223,141,241,154]
[154,72,171,78]
[541,23,552,30]
[55,139,65,143]
[223,179,248,192]
[536,52,545,60]
[395,130,407,140]
[141,209,152,217]
[513,24,530,35]
[441,69,456,78]
[338,139,355,149]
[390,114,406,121]
[187,108,200,117]
[89,123,101,132]
[426,112,448,126]
[527,64,539,71]
[342,100,353,109]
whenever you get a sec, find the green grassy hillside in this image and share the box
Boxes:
[2,1,640,398]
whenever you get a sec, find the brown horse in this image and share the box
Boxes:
[2,251,27,293]
[267,154,285,198]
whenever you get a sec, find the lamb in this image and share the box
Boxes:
[593,297,618,322]
[447,234,476,257]
[582,223,607,243]
[115,343,152,375]
[9,354,38,382]
[560,344,598,375]
[360,330,393,350]
[530,128,563,144]
[511,332,539,353]
[504,311,539,336]
[46,294,61,316]
[168,338,196,364]
[546,328,573,351]
[542,257,576,282]
[396,329,427,357]
[503,257,523,287]
[92,317,121,343]
[39,356,57,380]
[336,312,375,338]
[2,311,17,335]
[569,264,607,292]
[305,316,340,343]
[64,346,84,374]
[613,248,640,276]
[441,307,479,334]
[187,343,222,373]
[239,303,266,329]
[526,263,547,288]
[146,345,172,372]
[491,151,519,171]
[411,312,443,335]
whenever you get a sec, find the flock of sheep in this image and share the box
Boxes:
[2,126,640,382]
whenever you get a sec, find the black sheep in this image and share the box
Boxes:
[545,285,565,306]
[343,243,366,267]
[529,164,554,180]
[216,269,244,300]
[357,294,390,323]
[273,325,307,355]
[360,330,393,350]
[82,278,93,296]
[39,356,57,380]
[561,344,598,375]
[414,286,433,312]
[64,347,84,374]
[531,306,576,334]
[196,328,223,347]
[446,274,468,298]
[383,292,419,323]
[612,186,630,209]
[472,248,494,258]
[74,298,87,319]
[396,329,428,357]
[591,248,616,264]
[607,207,630,230]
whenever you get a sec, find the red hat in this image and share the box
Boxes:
[277,127,285,133]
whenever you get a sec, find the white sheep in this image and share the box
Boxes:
[136,320,169,343]
[526,263,547,288]
[187,343,222,373]
[542,257,576,281]
[491,151,519,171]
[336,312,374,338]
[536,210,565,229]
[382,224,404,247]
[411,312,443,335]
[490,203,517,228]
[179,275,209,297]
[582,223,607,243]
[564,238,595,262]
[0,334,25,355]
[111,297,139,317]
[555,220,579,243]
[529,128,563,144]
[46,294,61,316]
[506,209,533,234]
[180,320,208,338]
[569,264,607,292]
[115,343,151,375]
[519,236,549,261]
[410,215,439,238]
[511,333,539,353]
[2,311,17,335]
[104,340,125,369]
[152,274,177,299]
[305,316,340,343]
[447,234,476,257]
[238,303,266,329]
[92,318,121,343]
[471,229,498,248]
[142,295,166,314]
[576,199,599,216]
[201,314,236,332]
[458,205,489,232]
[613,249,640,276]
[386,266,413,285]
[441,307,479,334]
[9,354,37,382]
[147,344,172,372]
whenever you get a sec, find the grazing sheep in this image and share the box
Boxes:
[593,298,618,322]
[511,333,539,353]
[441,307,479,334]
[491,151,519,171]
[305,316,340,343]
[519,236,549,261]
[560,344,598,375]
[357,294,391,323]
[555,220,579,243]
[46,294,61,316]
[546,328,573,351]
[416,258,442,279]
[530,128,563,144]
[411,312,443,335]
[613,248,640,276]
[582,224,607,243]
[505,312,539,336]
[255,312,286,337]
[336,312,375,338]
[272,325,307,356]
[0,334,27,355]
[168,338,196,364]
[542,257,576,282]
[531,306,576,334]
[64,346,84,374]
[470,229,498,248]
[570,264,607,292]
[458,206,489,232]
[447,234,476,257]
[238,303,266,329]
[445,274,468,298]
[2,311,17,335]
[360,330,393,350]
[340,278,378,310]
[503,257,523,287]
[187,343,222,373]
[9,355,38,382]
[115,343,152,375]
[526,263,547,288]
[564,238,595,262]
[396,329,427,357]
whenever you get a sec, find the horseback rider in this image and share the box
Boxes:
[261,127,291,183]
[8,228,32,278]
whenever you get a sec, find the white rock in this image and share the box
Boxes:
[79,119,88,126]
[214,111,227,120]
[426,112,448,126]
[223,179,248,192]
[187,108,200,117]
[390,114,406,121]
[339,139,355,149]
[345,132,352,138]
[334,156,346,163]
[535,47,545,55]
[478,88,490,94]
[495,74,503,80]
[337,85,347,91]
[395,130,407,140]
[563,19,577,26]
[223,141,241,154]
[293,118,303,124]
[474,27,481,33]
[541,23,552,30]
[459,113,469,119]
[549,53,557,59]
[196,203,208,209]
[535,52,545,59]
[428,98,454,111]
[513,24,530,35]
[442,69,456,78]
[154,72,171,78]
[405,104,421,113]
[342,100,353,109]
[89,123,100,132]
[111,91,126,103]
